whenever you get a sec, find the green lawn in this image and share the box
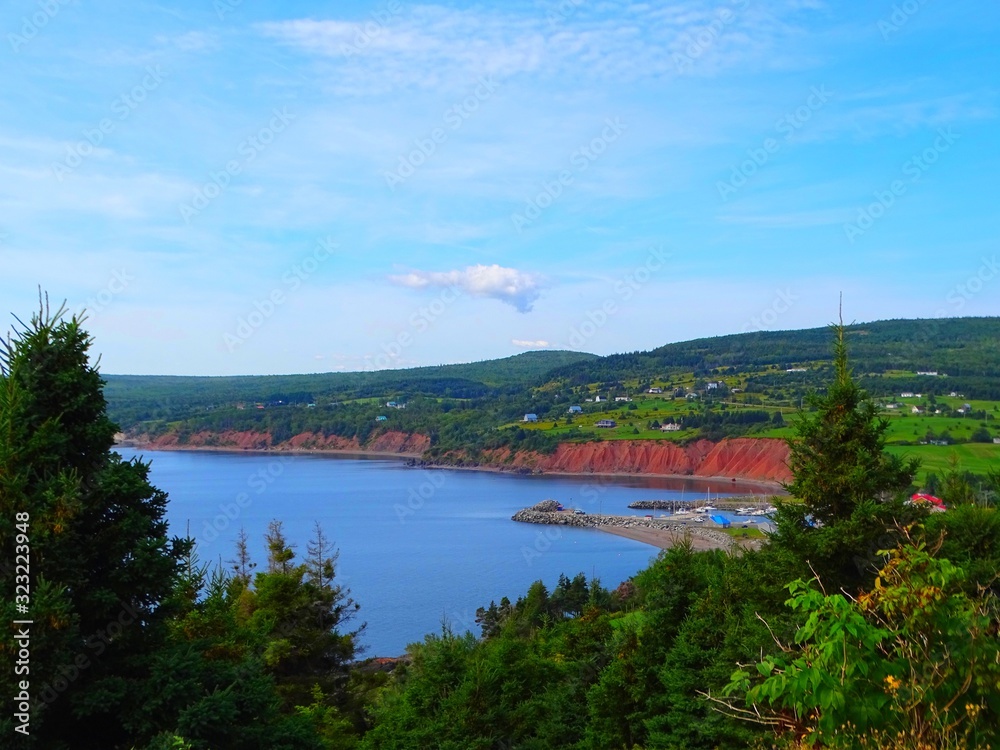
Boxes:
[886,443,1000,481]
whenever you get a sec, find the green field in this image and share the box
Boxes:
[887,443,1000,481]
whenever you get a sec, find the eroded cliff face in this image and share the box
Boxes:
[123,430,788,482]
[448,438,791,483]
[127,430,430,455]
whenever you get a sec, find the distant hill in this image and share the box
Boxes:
[546,317,1000,390]
[104,349,599,424]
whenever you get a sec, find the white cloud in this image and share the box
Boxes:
[511,338,550,348]
[389,263,543,312]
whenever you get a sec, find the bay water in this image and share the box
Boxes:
[116,448,767,655]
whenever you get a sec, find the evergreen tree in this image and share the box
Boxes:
[0,299,190,748]
[783,320,918,525]
[772,317,923,592]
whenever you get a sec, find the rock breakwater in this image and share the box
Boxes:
[511,504,735,550]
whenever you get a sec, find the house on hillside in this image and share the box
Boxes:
[911,406,923,414]
[994,437,1000,445]
[917,371,939,376]
[523,413,538,422]
[615,396,632,402]
[685,392,699,400]
[900,392,915,398]
[705,382,719,390]
[661,423,681,432]
[595,419,617,428]
[648,387,663,394]
[568,405,583,414]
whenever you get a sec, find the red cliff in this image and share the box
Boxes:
[125,430,789,484]
[466,438,791,483]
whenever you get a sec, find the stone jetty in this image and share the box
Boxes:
[627,496,778,511]
[512,500,736,550]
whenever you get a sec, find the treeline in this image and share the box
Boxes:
[547,317,1000,386]
[104,350,597,426]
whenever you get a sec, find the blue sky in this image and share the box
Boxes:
[1,0,998,375]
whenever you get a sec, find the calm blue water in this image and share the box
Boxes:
[116,448,769,655]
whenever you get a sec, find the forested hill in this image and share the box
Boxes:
[106,317,1000,457]
[104,349,598,424]
[547,317,1000,385]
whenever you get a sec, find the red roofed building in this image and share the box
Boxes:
[910,493,947,512]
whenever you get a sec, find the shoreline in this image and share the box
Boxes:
[115,441,424,460]
[598,525,732,551]
[116,441,786,491]
[417,460,786,492]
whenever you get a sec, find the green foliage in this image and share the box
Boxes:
[723,535,1000,749]
[0,299,190,748]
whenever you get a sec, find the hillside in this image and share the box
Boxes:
[547,316,1000,392]
[105,349,599,425]
[110,317,1000,482]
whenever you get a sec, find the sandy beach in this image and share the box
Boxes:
[599,524,731,551]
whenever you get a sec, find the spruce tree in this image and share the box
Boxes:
[783,320,918,524]
[0,299,190,748]
[772,317,922,592]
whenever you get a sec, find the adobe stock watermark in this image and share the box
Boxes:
[32,600,142,711]
[178,107,295,223]
[672,0,750,72]
[521,527,564,566]
[568,246,670,348]
[743,288,798,333]
[510,117,626,232]
[362,284,463,370]
[8,0,71,53]
[224,236,337,352]
[341,0,404,58]
[384,76,500,191]
[201,456,293,544]
[51,66,167,181]
[878,0,931,40]
[945,256,999,312]
[546,0,585,25]
[394,470,446,523]
[717,86,831,201]
[84,269,135,319]
[214,0,243,20]
[843,127,958,244]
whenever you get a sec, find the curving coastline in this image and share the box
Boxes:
[118,430,791,487]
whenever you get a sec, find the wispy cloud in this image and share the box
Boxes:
[511,338,551,348]
[257,1,814,94]
[389,263,544,312]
